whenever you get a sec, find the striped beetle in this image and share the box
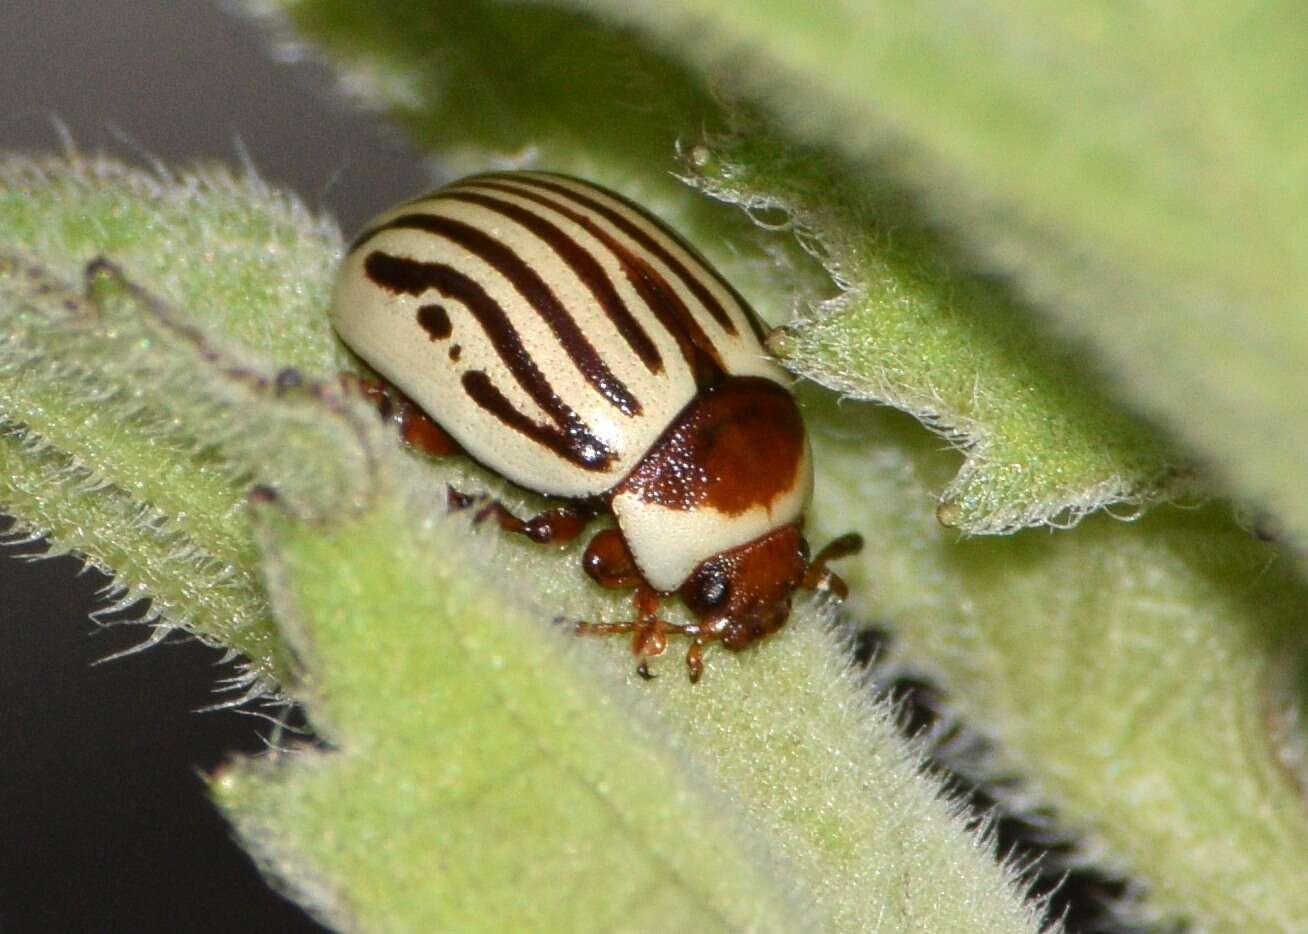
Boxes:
[330,171,861,682]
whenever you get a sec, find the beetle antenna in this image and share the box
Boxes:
[803,532,864,595]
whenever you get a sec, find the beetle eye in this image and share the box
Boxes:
[700,574,730,608]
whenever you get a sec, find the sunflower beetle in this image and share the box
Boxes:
[330,171,861,682]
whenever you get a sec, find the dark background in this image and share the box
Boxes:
[0,4,1139,932]
[0,3,427,931]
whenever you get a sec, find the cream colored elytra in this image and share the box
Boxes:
[331,172,789,499]
[331,171,820,596]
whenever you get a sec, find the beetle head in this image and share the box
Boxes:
[679,523,809,650]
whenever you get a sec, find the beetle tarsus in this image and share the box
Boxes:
[627,613,665,656]
[685,640,706,684]
[574,620,633,637]
[576,613,715,684]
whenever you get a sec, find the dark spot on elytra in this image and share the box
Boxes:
[417,303,452,340]
[449,344,462,361]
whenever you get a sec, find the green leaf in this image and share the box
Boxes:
[682,126,1188,532]
[807,394,1308,930]
[0,154,344,369]
[552,0,1308,553]
[0,154,349,682]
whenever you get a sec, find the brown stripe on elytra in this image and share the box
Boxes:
[569,177,771,346]
[469,178,725,388]
[436,188,664,375]
[417,304,452,340]
[462,370,610,469]
[484,173,756,340]
[615,376,805,514]
[358,213,641,417]
[363,250,614,470]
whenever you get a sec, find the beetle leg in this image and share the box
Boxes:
[576,585,697,679]
[581,528,644,590]
[449,491,598,545]
[801,532,864,598]
[575,609,712,684]
[340,372,463,458]
[685,638,708,684]
[573,586,666,650]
